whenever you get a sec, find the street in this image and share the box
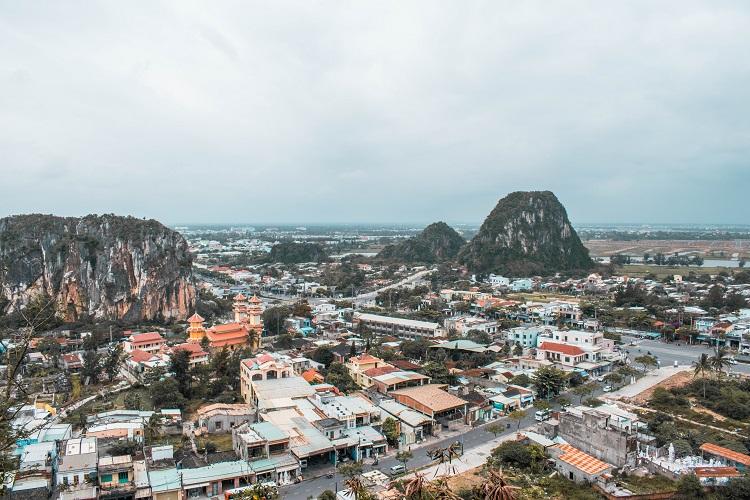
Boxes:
[620,336,750,375]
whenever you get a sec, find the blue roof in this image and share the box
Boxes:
[250,422,288,442]
[149,468,181,492]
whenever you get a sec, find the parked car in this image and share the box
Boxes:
[603,385,612,392]
[389,464,406,475]
[535,409,551,422]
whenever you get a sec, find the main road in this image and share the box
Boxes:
[620,335,750,375]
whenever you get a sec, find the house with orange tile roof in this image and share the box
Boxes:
[536,341,586,367]
[699,443,750,472]
[162,342,209,366]
[301,369,324,384]
[390,384,468,422]
[549,443,613,483]
[123,332,166,354]
[345,354,388,386]
[239,353,295,404]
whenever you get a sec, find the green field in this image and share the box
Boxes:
[617,264,730,278]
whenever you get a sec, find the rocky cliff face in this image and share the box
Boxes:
[377,221,465,264]
[459,191,593,275]
[0,214,195,323]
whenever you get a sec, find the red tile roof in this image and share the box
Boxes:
[349,354,381,365]
[170,343,208,357]
[301,369,324,383]
[249,295,262,304]
[129,349,157,363]
[694,466,741,478]
[700,443,750,466]
[363,366,399,377]
[128,332,164,344]
[553,444,611,475]
[188,313,205,323]
[538,342,585,356]
[390,360,422,371]
[209,323,248,334]
[234,293,247,301]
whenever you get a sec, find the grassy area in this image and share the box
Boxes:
[618,473,676,494]
[198,433,234,452]
[113,386,153,410]
[617,264,728,278]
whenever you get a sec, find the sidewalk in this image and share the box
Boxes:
[608,366,688,399]
[410,431,520,480]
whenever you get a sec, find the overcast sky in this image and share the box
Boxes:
[1,1,749,225]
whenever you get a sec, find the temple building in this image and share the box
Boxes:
[186,294,263,352]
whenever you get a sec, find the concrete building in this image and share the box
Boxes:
[240,353,296,404]
[123,332,166,354]
[197,403,255,433]
[557,408,637,467]
[56,437,98,499]
[353,312,446,339]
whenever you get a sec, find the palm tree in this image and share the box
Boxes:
[710,347,732,378]
[693,353,711,398]
[474,469,519,500]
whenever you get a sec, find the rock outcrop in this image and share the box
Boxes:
[459,191,593,275]
[0,214,195,322]
[377,221,465,264]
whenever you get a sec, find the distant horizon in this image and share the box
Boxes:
[2,3,749,225]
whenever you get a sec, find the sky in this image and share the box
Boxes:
[1,1,749,225]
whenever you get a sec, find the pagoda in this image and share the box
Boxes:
[186,293,263,352]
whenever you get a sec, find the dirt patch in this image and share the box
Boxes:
[690,402,727,422]
[630,371,693,404]
[445,466,484,491]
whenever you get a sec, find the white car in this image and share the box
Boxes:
[603,385,612,392]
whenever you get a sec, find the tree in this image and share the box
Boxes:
[710,346,732,378]
[103,343,124,382]
[275,334,294,349]
[401,337,429,360]
[676,473,705,499]
[338,462,363,479]
[349,341,356,358]
[420,362,456,385]
[292,300,312,318]
[487,422,505,438]
[531,366,567,399]
[509,374,531,387]
[508,410,527,431]
[512,343,523,356]
[311,346,334,367]
[232,483,280,500]
[634,355,658,373]
[150,377,187,410]
[318,491,336,500]
[572,382,598,404]
[381,417,400,446]
[325,362,359,393]
[723,476,750,500]
[474,468,519,500]
[81,349,101,384]
[170,349,192,398]
[123,392,143,411]
[466,329,491,345]
[200,335,210,351]
[395,450,413,470]
[263,305,291,336]
[533,400,551,413]
[603,372,623,389]
[703,285,725,310]
[693,353,712,398]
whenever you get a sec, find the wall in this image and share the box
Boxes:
[558,411,636,467]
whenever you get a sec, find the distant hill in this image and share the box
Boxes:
[0,214,195,322]
[377,221,465,264]
[265,241,327,264]
[458,191,593,276]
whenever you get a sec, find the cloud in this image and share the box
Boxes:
[0,1,748,224]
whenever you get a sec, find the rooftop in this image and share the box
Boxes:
[553,443,611,475]
[538,341,585,356]
[391,384,468,413]
[699,443,750,466]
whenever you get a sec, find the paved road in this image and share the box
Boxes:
[620,336,750,375]
[280,409,538,499]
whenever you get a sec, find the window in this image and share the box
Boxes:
[101,474,112,483]
[119,471,129,483]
